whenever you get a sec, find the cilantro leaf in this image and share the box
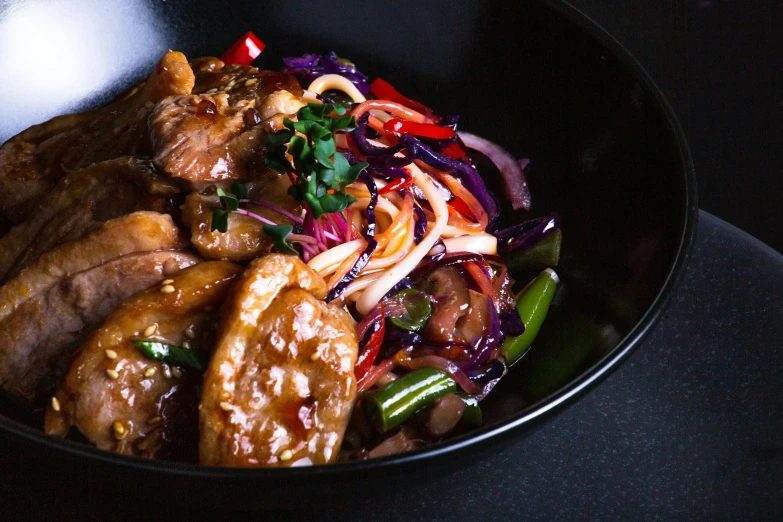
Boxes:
[231,182,248,199]
[211,208,229,233]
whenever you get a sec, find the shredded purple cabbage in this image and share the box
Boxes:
[353,113,406,157]
[283,51,370,95]
[466,358,506,382]
[326,239,377,302]
[359,172,378,238]
[499,310,525,337]
[494,214,559,252]
[413,205,427,244]
[382,277,413,300]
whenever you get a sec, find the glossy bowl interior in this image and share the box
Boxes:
[0,0,696,510]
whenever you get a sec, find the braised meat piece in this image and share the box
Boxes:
[200,254,358,467]
[181,174,302,262]
[45,261,241,460]
[0,51,194,221]
[0,211,198,403]
[418,267,490,344]
[0,250,199,403]
[149,59,304,191]
[0,157,179,282]
[0,211,187,322]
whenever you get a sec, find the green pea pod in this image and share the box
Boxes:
[504,229,562,272]
[500,268,559,364]
[365,368,457,432]
[388,289,432,332]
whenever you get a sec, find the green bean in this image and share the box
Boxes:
[365,368,457,432]
[504,229,562,272]
[500,268,559,364]
[456,394,483,429]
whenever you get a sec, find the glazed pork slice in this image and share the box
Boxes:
[45,261,241,460]
[0,51,194,220]
[0,157,180,282]
[181,174,302,262]
[149,59,305,191]
[200,254,359,467]
[0,250,199,403]
[0,211,187,323]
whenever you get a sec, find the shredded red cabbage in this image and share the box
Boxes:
[499,310,525,337]
[494,214,559,252]
[326,239,377,302]
[410,251,504,279]
[353,113,406,157]
[413,205,427,244]
[283,51,370,95]
[465,358,506,382]
[359,172,378,238]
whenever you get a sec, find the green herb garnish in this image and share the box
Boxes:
[210,183,249,233]
[265,103,368,219]
[262,223,298,255]
[132,340,208,371]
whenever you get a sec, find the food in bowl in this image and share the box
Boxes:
[0,34,563,467]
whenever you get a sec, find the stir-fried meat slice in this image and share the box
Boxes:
[182,174,302,262]
[200,254,359,467]
[0,211,187,323]
[149,59,305,191]
[0,157,179,282]
[45,262,241,460]
[0,51,194,221]
[0,250,199,403]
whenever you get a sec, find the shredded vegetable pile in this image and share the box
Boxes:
[213,43,564,449]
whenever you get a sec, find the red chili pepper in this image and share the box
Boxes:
[448,198,476,221]
[220,32,265,66]
[383,118,456,140]
[441,142,467,159]
[354,308,385,381]
[370,78,431,114]
[378,176,414,195]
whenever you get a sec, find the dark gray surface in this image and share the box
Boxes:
[567,0,783,254]
[2,212,780,520]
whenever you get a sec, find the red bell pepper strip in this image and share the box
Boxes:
[378,176,414,195]
[220,32,265,66]
[441,142,467,159]
[370,78,431,114]
[354,308,386,381]
[448,198,476,221]
[383,118,456,140]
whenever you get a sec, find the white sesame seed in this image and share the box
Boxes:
[171,366,182,378]
[161,279,174,285]
[310,352,320,361]
[219,401,232,411]
[182,341,192,350]
[244,78,257,86]
[279,449,293,462]
[143,324,158,337]
[184,327,196,340]
[113,421,128,440]
[162,364,172,379]
[105,349,118,360]
[105,369,119,380]
[144,367,157,378]
[148,416,162,425]
[50,396,61,412]
[160,284,175,294]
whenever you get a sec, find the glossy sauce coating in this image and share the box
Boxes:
[200,254,358,467]
[45,261,242,459]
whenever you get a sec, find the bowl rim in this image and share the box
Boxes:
[0,0,698,478]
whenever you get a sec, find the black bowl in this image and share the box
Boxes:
[0,0,696,512]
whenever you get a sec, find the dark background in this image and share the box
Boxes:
[569,0,783,252]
